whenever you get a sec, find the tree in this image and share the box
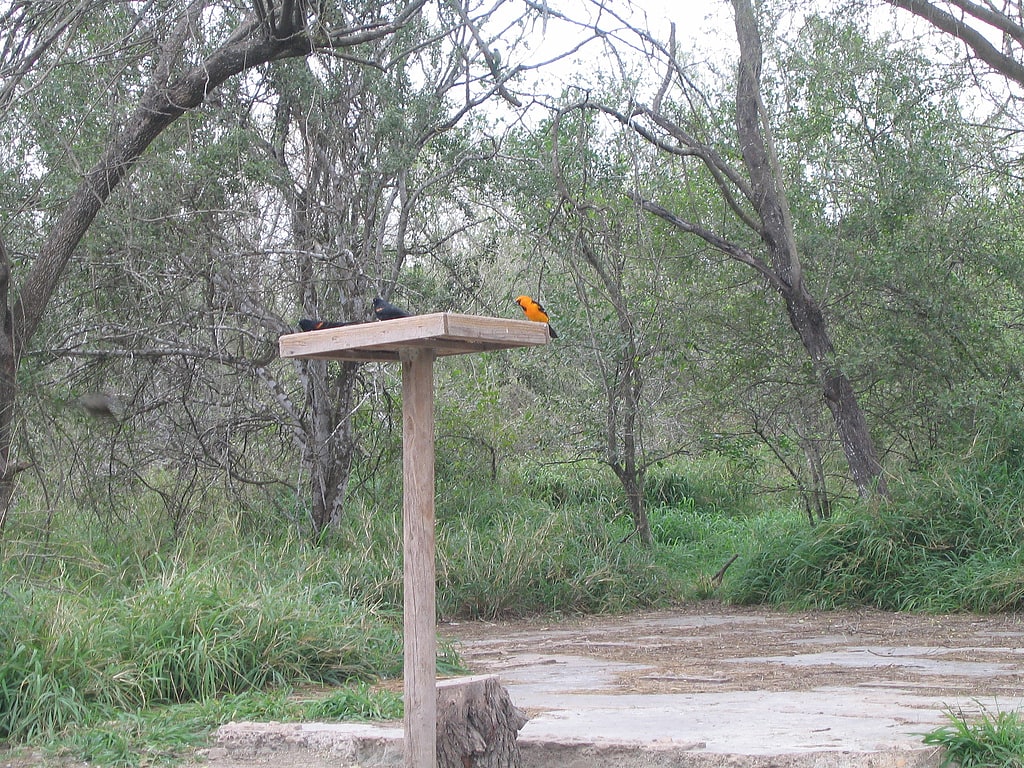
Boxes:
[778,11,1024,469]
[3,0,575,538]
[0,0,433,531]
[250,21,519,535]
[562,0,889,500]
[543,112,687,546]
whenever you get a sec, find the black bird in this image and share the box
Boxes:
[298,319,350,332]
[372,296,412,321]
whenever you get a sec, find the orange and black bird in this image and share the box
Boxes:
[515,295,558,338]
[372,296,412,321]
[298,319,349,332]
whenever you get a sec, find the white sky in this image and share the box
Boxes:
[504,0,735,96]
[510,0,1020,90]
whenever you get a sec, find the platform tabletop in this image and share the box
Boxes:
[279,312,551,361]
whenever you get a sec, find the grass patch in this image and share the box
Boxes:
[304,682,403,721]
[720,504,1024,612]
[720,429,1024,613]
[922,705,1024,767]
[645,452,762,515]
[514,463,621,508]
[650,504,801,600]
[0,552,405,745]
[436,493,683,619]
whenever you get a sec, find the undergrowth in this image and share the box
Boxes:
[0,554,405,744]
[0,479,685,761]
[721,422,1024,612]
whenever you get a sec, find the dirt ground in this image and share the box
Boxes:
[441,601,1024,700]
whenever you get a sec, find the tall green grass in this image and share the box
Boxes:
[721,506,1024,612]
[0,555,404,743]
[436,499,681,618]
[310,480,686,619]
[721,418,1024,612]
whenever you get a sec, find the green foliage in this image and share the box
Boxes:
[645,454,761,516]
[778,13,1024,470]
[723,409,1024,612]
[0,552,404,745]
[516,463,621,508]
[923,706,1024,768]
[648,503,698,545]
[0,639,91,742]
[436,481,682,618]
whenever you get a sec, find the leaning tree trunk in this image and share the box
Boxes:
[782,283,887,498]
[732,0,887,499]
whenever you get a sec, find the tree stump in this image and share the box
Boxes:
[436,674,529,768]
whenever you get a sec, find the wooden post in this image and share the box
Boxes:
[279,315,548,768]
[402,348,437,768]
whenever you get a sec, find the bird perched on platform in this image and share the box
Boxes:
[373,296,412,321]
[298,319,349,332]
[515,295,558,338]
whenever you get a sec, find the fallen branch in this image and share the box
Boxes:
[712,553,740,586]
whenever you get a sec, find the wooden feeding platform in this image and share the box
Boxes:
[279,312,549,768]
[279,311,549,361]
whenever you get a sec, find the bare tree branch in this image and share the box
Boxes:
[886,0,1024,85]
[629,194,787,292]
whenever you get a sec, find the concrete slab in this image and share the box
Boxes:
[202,605,1024,767]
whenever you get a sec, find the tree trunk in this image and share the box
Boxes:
[607,358,653,546]
[287,142,369,538]
[436,675,529,768]
[303,359,360,537]
[782,283,888,498]
[732,0,887,499]
[612,462,651,547]
[0,237,22,530]
[571,236,655,547]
